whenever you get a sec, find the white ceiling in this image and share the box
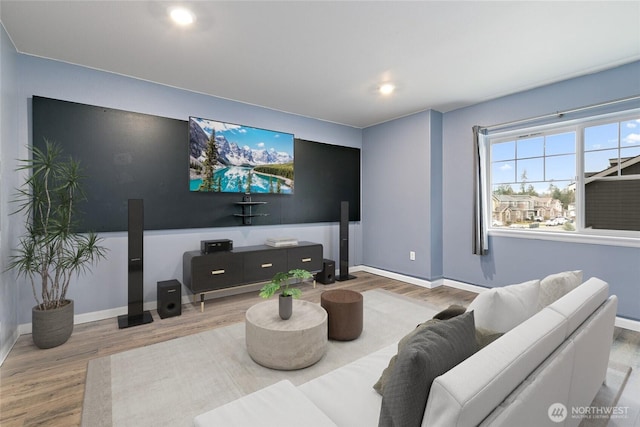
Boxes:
[1,1,639,128]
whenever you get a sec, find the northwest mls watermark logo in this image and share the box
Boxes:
[548,403,568,423]
[548,403,630,422]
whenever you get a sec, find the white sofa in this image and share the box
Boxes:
[194,277,617,427]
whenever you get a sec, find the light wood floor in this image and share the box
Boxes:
[1,272,638,426]
[0,272,476,427]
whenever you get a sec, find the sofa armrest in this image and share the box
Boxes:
[193,380,337,427]
[423,308,567,427]
[546,277,609,337]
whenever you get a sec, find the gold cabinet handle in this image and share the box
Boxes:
[211,269,225,275]
[261,263,273,268]
[301,258,311,263]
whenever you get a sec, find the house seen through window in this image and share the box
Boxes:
[489,110,640,235]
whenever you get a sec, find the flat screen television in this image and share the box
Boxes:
[189,116,295,194]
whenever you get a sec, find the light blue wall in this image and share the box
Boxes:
[428,110,443,280]
[0,23,20,363]
[442,61,640,321]
[2,38,639,338]
[6,55,364,325]
[362,110,443,280]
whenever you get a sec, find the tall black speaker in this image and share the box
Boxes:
[118,199,154,328]
[336,200,356,281]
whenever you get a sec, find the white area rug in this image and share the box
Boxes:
[81,289,440,427]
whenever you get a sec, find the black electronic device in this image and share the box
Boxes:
[118,199,154,328]
[316,259,335,284]
[201,239,233,254]
[157,280,182,319]
[337,201,356,281]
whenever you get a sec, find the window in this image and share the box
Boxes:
[488,110,640,237]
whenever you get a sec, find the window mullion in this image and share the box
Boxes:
[576,125,585,233]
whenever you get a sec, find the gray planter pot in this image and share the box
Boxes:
[279,294,292,320]
[32,300,74,349]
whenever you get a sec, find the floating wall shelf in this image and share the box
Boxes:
[234,194,268,225]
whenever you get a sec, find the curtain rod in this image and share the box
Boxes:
[482,94,640,132]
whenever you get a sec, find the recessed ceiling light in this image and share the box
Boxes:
[169,7,195,26]
[379,83,395,96]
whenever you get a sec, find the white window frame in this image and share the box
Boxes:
[487,108,640,248]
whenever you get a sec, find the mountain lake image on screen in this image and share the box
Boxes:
[189,116,295,194]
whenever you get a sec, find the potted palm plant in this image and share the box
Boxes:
[7,140,107,349]
[259,268,314,320]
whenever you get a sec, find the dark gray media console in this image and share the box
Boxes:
[183,241,323,311]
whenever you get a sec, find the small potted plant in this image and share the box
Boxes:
[259,269,314,320]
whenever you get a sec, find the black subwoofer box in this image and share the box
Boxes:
[157,279,182,319]
[317,259,336,284]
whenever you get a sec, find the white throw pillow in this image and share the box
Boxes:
[467,279,540,333]
[537,270,583,310]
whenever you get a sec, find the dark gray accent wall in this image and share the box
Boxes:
[32,97,361,232]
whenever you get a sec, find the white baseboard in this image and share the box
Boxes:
[14,268,640,335]
[19,306,128,335]
[0,329,19,367]
[17,298,193,335]
[615,316,640,332]
[352,265,440,289]
[442,278,487,294]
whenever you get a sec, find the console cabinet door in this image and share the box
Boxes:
[243,249,287,283]
[190,253,243,292]
[287,245,323,272]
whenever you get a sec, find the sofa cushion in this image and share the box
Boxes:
[467,279,540,333]
[373,319,440,395]
[193,380,337,427]
[475,327,504,349]
[298,344,396,427]
[433,304,467,320]
[378,311,477,427]
[537,270,583,310]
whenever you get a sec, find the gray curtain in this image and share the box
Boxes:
[472,125,489,255]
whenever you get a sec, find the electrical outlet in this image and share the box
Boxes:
[410,251,416,261]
